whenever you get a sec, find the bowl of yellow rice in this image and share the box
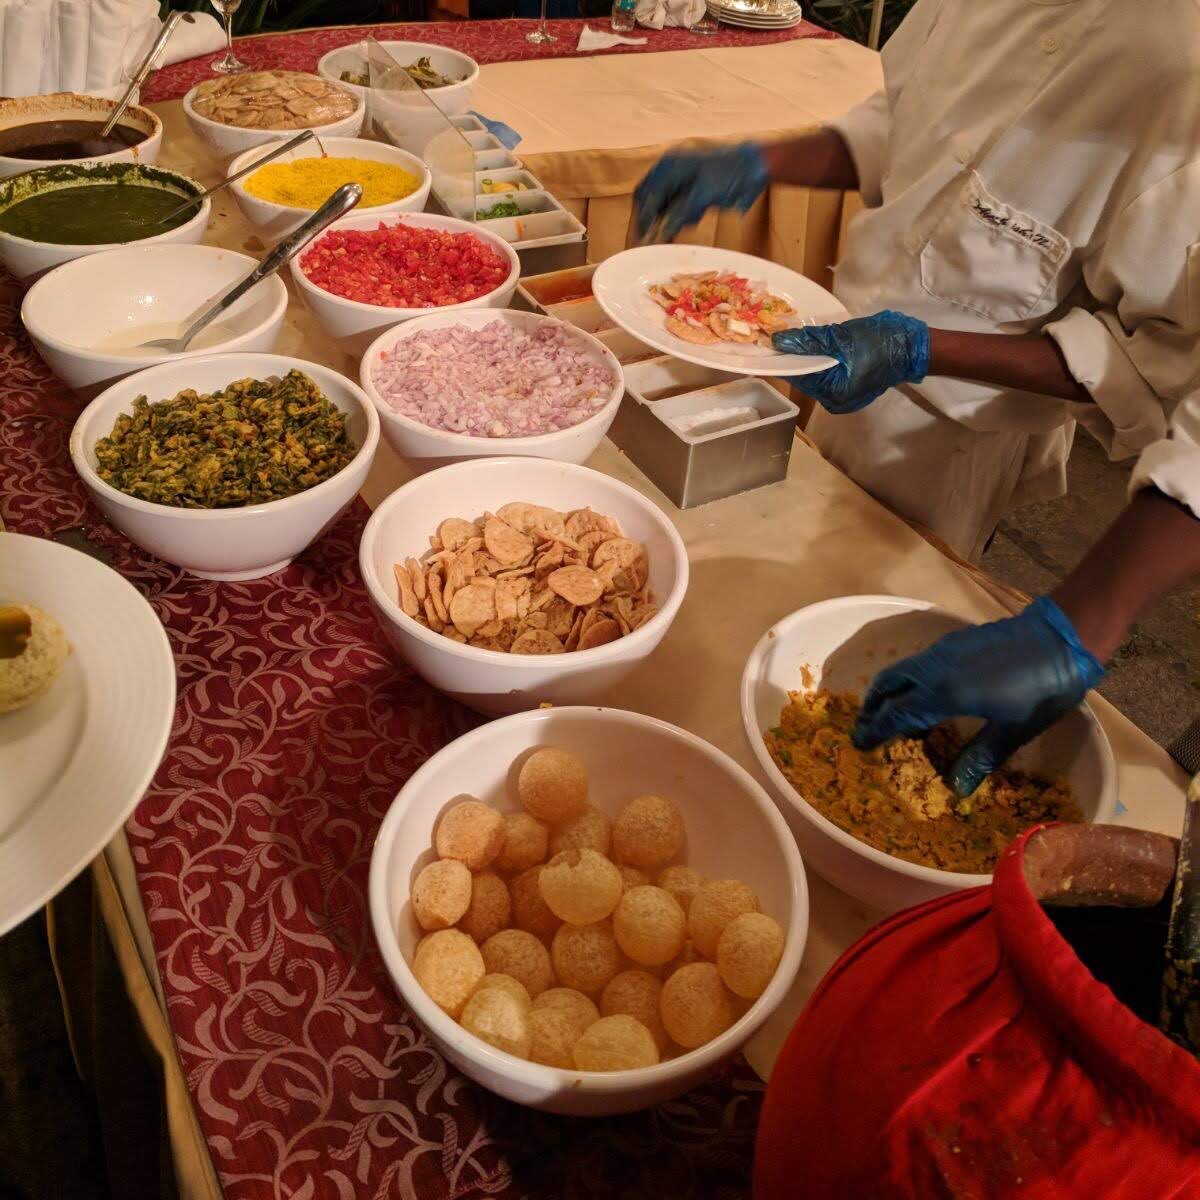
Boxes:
[227,136,431,240]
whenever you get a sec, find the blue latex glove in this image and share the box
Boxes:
[772,310,930,414]
[633,143,771,243]
[851,597,1106,797]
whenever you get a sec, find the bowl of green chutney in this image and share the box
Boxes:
[0,161,211,283]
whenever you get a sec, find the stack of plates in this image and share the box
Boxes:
[706,0,803,27]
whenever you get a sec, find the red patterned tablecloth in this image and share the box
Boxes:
[143,17,837,104]
[0,272,764,1195]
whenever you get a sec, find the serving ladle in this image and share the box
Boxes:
[136,181,361,354]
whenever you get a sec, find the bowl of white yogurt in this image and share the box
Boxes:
[20,243,288,399]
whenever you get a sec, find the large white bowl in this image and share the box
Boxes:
[291,211,520,356]
[359,457,689,714]
[740,595,1118,913]
[317,41,479,116]
[0,162,210,284]
[22,244,288,400]
[226,136,432,241]
[182,77,365,166]
[0,93,162,180]
[369,705,807,1114]
[360,308,623,472]
[70,353,379,581]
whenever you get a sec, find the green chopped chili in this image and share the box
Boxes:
[94,370,356,509]
[476,199,521,220]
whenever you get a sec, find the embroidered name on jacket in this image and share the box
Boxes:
[971,198,1054,249]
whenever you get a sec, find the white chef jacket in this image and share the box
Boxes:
[822,0,1200,534]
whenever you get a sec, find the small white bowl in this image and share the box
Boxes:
[359,457,689,715]
[226,136,432,241]
[70,353,379,581]
[291,211,520,356]
[360,309,623,473]
[182,77,365,166]
[0,93,162,180]
[0,163,210,284]
[317,41,479,116]
[22,244,288,400]
[740,595,1118,913]
[369,705,807,1114]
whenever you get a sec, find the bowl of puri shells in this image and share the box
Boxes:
[368,705,807,1115]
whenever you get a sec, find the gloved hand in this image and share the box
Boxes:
[772,310,930,414]
[851,597,1106,796]
[633,142,771,243]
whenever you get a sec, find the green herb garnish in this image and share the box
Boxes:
[476,200,522,220]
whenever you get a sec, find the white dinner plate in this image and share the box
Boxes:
[592,244,846,377]
[709,9,803,25]
[0,532,174,935]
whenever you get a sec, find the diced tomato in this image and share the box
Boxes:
[299,222,511,308]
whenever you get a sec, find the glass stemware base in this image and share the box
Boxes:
[211,49,249,73]
[525,27,556,42]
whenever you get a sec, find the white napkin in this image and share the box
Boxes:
[575,23,648,52]
[636,0,706,28]
[0,1,222,98]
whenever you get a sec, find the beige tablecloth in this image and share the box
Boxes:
[471,39,882,270]
[49,49,1188,1200]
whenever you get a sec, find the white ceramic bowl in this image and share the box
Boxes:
[740,595,1118,914]
[22,244,288,400]
[70,353,379,581]
[182,78,365,166]
[317,41,479,116]
[360,309,623,473]
[369,705,807,1114]
[291,211,520,356]
[0,93,161,180]
[0,162,210,284]
[226,136,432,241]
[359,457,689,714]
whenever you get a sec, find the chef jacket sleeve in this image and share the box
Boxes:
[826,0,946,208]
[1045,162,1200,521]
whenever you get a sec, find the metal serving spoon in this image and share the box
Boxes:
[155,129,322,227]
[100,12,196,140]
[136,181,361,354]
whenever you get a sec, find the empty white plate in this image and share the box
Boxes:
[593,244,846,377]
[0,532,174,935]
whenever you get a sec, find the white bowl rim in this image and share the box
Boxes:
[0,163,210,253]
[368,704,808,1090]
[182,77,365,133]
[739,593,1119,889]
[359,308,623,452]
[0,101,163,169]
[69,351,380,522]
[358,456,690,669]
[21,245,289,364]
[290,210,520,317]
[225,136,432,215]
[316,41,481,89]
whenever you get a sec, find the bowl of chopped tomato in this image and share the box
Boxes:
[290,212,521,355]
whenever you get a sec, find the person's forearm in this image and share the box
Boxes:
[927,328,1091,402]
[761,129,860,192]
[1052,489,1200,662]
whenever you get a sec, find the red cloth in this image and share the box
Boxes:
[143,18,838,104]
[755,827,1200,1199]
[0,276,766,1197]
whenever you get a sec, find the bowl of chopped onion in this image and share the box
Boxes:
[226,137,432,241]
[290,211,521,356]
[360,308,624,472]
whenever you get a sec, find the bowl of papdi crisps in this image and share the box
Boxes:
[740,595,1117,914]
[359,457,688,715]
[369,705,807,1114]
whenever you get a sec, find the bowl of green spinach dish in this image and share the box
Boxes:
[69,353,380,581]
[0,161,210,283]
